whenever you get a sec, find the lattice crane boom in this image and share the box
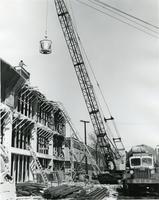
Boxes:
[54,0,122,169]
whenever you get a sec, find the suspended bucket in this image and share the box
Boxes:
[40,36,52,54]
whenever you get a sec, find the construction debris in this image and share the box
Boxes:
[43,184,109,200]
[43,184,82,199]
[16,182,45,197]
[79,187,108,200]
[0,59,103,187]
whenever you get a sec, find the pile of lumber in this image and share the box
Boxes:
[43,184,84,199]
[43,184,109,200]
[16,182,45,197]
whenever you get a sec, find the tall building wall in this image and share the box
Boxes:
[0,59,66,183]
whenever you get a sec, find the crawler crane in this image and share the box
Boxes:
[49,0,125,183]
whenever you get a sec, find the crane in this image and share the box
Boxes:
[54,0,125,171]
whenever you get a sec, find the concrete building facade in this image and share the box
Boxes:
[0,59,104,184]
[0,59,66,183]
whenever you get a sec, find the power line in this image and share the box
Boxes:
[75,0,159,39]
[95,0,159,30]
[67,0,157,151]
[88,0,159,36]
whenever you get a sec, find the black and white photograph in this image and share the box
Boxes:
[0,0,159,199]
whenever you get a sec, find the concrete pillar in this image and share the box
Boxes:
[12,154,15,176]
[24,157,28,181]
[29,125,37,182]
[52,135,54,170]
[70,130,74,178]
[29,157,34,181]
[48,135,54,171]
[3,109,12,173]
[49,135,53,156]
[30,125,37,152]
[21,155,24,182]
[17,155,20,182]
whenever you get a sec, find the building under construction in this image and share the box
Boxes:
[0,59,67,183]
[0,59,101,185]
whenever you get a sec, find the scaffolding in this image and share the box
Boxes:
[1,59,102,185]
[0,79,67,183]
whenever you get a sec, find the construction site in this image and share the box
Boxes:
[0,59,113,199]
[1,0,159,199]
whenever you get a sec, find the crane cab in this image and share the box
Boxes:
[40,36,52,54]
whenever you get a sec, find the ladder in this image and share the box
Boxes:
[27,145,48,186]
[53,101,101,174]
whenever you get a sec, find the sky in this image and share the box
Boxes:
[0,0,159,150]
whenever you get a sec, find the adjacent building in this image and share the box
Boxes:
[64,137,105,176]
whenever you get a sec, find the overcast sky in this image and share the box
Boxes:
[0,0,159,150]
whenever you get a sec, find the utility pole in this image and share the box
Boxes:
[80,120,89,175]
[70,128,74,179]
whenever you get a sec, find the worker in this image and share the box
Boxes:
[19,60,26,68]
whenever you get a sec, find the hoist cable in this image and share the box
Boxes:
[45,0,49,36]
[67,1,125,153]
[69,1,113,117]
[68,1,116,141]
[68,0,122,142]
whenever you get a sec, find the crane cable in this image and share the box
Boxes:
[67,1,116,141]
[72,0,158,148]
[75,0,159,39]
[68,1,112,119]
[88,0,159,36]
[68,0,122,144]
[45,0,49,36]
